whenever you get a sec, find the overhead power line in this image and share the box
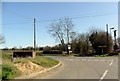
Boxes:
[1,12,118,25]
[71,13,117,19]
[6,9,33,20]
[2,21,33,25]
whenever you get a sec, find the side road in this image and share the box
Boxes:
[35,56,118,79]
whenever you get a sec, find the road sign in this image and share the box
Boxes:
[68,45,71,50]
[98,46,107,54]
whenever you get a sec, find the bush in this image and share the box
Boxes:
[100,54,109,57]
[2,62,20,79]
[36,52,43,56]
[2,53,12,59]
[43,50,62,54]
[108,52,119,56]
[89,31,113,54]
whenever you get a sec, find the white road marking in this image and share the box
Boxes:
[94,59,99,61]
[110,60,113,66]
[82,59,86,61]
[99,59,114,81]
[99,70,108,81]
[87,59,92,61]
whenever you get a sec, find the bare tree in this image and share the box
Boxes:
[49,20,65,45]
[71,33,90,55]
[48,17,74,54]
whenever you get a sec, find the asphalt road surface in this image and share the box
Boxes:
[35,56,118,80]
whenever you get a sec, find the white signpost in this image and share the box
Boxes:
[68,45,71,50]
[98,46,107,54]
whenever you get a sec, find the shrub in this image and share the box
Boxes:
[2,53,12,59]
[2,62,20,79]
[109,52,119,56]
[43,50,62,54]
[89,31,113,54]
[100,54,109,57]
[36,52,43,56]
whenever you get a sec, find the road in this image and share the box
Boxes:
[34,56,118,80]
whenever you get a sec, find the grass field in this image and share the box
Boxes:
[2,50,59,79]
[0,67,1,78]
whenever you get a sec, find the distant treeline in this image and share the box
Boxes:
[2,46,43,51]
[2,45,64,51]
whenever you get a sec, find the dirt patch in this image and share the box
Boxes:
[14,61,45,75]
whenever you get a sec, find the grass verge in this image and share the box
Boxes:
[0,65,2,79]
[2,52,59,79]
[2,61,20,79]
[13,56,59,68]
[28,56,59,68]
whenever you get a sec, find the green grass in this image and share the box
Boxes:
[116,52,120,56]
[42,53,75,57]
[29,56,59,68]
[99,54,109,57]
[2,51,12,59]
[2,51,18,79]
[42,54,64,56]
[13,58,29,64]
[13,56,59,68]
[0,69,1,78]
[2,61,20,79]
[2,53,12,59]
[2,50,59,79]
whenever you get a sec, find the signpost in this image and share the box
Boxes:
[68,45,71,50]
[114,30,117,52]
[98,46,107,54]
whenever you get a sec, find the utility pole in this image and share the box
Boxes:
[114,30,117,51]
[34,18,36,52]
[67,29,69,55]
[106,24,109,42]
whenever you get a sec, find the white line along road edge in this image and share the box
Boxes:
[110,60,113,66]
[99,60,114,81]
[99,70,108,81]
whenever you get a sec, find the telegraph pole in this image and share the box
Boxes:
[34,18,36,52]
[106,24,109,42]
[114,30,117,51]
